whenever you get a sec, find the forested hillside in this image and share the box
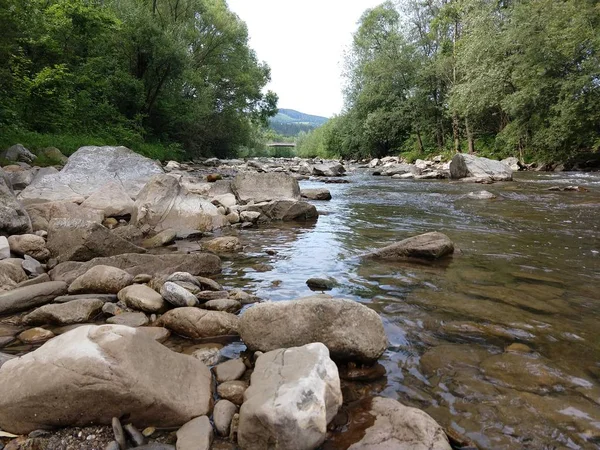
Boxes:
[298,0,600,163]
[268,109,328,136]
[0,0,277,159]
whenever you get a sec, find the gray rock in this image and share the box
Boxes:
[228,289,259,305]
[232,172,300,204]
[25,201,103,232]
[49,253,221,285]
[124,423,145,447]
[0,259,27,291]
[69,265,134,295]
[0,236,10,260]
[112,417,127,450]
[0,168,32,235]
[176,416,213,450]
[381,163,417,176]
[312,162,346,177]
[80,182,135,218]
[158,307,239,339]
[301,188,332,200]
[54,294,117,304]
[22,255,45,275]
[0,351,16,369]
[106,312,149,327]
[8,168,37,190]
[18,146,164,204]
[239,211,261,223]
[8,234,50,261]
[364,232,454,261]
[501,157,521,171]
[16,273,51,288]
[197,276,222,291]
[249,200,318,221]
[450,153,513,181]
[238,343,342,450]
[202,298,242,314]
[136,326,170,343]
[239,295,387,363]
[0,281,67,315]
[23,298,104,325]
[160,282,198,307]
[467,190,497,200]
[306,277,336,291]
[214,358,246,382]
[47,219,145,262]
[347,397,451,450]
[0,325,213,434]
[202,237,243,253]
[142,229,177,249]
[213,400,237,437]
[118,284,165,313]
[1,144,36,164]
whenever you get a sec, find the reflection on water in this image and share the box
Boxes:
[218,170,600,449]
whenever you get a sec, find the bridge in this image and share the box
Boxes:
[266,142,296,148]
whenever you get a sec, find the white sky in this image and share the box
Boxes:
[227,0,383,118]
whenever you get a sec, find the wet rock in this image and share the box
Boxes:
[191,344,224,366]
[217,381,248,406]
[202,298,242,314]
[19,146,164,204]
[69,265,134,295]
[232,172,300,204]
[23,299,104,325]
[239,295,387,363]
[18,327,55,344]
[1,144,36,164]
[214,359,246,382]
[301,188,332,200]
[420,344,491,377]
[141,229,177,249]
[0,168,32,235]
[0,281,67,315]
[467,190,497,200]
[106,312,149,327]
[176,416,213,450]
[501,157,521,171]
[450,153,513,181]
[228,289,259,305]
[160,282,198,307]
[47,219,145,262]
[0,325,213,434]
[345,397,451,450]
[25,201,104,232]
[238,343,342,450]
[364,232,454,261]
[339,362,387,381]
[158,307,239,339]
[131,174,228,233]
[49,253,221,285]
[118,284,165,313]
[251,199,318,221]
[214,400,237,437]
[306,277,336,291]
[81,182,135,218]
[202,236,243,253]
[312,162,346,177]
[7,234,50,261]
[505,343,533,353]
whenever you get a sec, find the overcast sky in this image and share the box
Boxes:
[227,0,383,118]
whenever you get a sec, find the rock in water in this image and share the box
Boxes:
[0,325,213,434]
[346,397,451,450]
[311,162,346,177]
[18,146,164,204]
[239,295,387,363]
[449,153,513,181]
[47,219,146,262]
[158,307,239,339]
[131,174,228,233]
[301,189,332,200]
[251,200,318,221]
[0,167,32,235]
[238,343,342,450]
[231,173,300,204]
[364,232,454,261]
[202,236,243,253]
[467,190,497,200]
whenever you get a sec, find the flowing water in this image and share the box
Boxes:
[213,170,600,449]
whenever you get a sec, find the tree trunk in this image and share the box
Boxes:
[465,118,475,154]
[453,113,460,153]
[416,129,424,153]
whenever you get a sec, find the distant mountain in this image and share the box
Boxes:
[269,109,329,136]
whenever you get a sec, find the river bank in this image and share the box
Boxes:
[1,147,600,449]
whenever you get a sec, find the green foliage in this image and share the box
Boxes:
[0,0,277,159]
[269,109,329,137]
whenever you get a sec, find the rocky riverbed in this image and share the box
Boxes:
[1,145,600,450]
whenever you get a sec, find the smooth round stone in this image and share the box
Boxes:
[18,327,55,344]
[213,359,246,383]
[306,277,336,291]
[106,312,149,327]
[136,327,171,343]
[202,299,242,314]
[133,274,153,284]
[217,381,248,406]
[118,284,165,313]
[213,400,237,437]
[160,282,198,307]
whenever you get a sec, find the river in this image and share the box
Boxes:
[212,169,600,449]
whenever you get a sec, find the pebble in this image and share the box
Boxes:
[213,399,237,436]
[217,381,248,405]
[18,327,54,344]
[124,423,145,446]
[214,359,246,382]
[112,417,127,450]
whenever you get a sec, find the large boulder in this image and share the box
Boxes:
[301,189,332,201]
[0,325,213,434]
[1,144,36,164]
[0,281,67,315]
[364,232,454,261]
[49,253,221,285]
[501,157,521,172]
[7,167,37,191]
[311,162,346,177]
[80,182,135,217]
[158,307,239,339]
[47,218,146,262]
[132,174,228,233]
[231,173,300,204]
[449,154,513,181]
[238,343,342,450]
[246,200,318,222]
[239,295,388,363]
[0,168,32,235]
[25,201,104,232]
[346,397,451,450]
[18,146,164,204]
